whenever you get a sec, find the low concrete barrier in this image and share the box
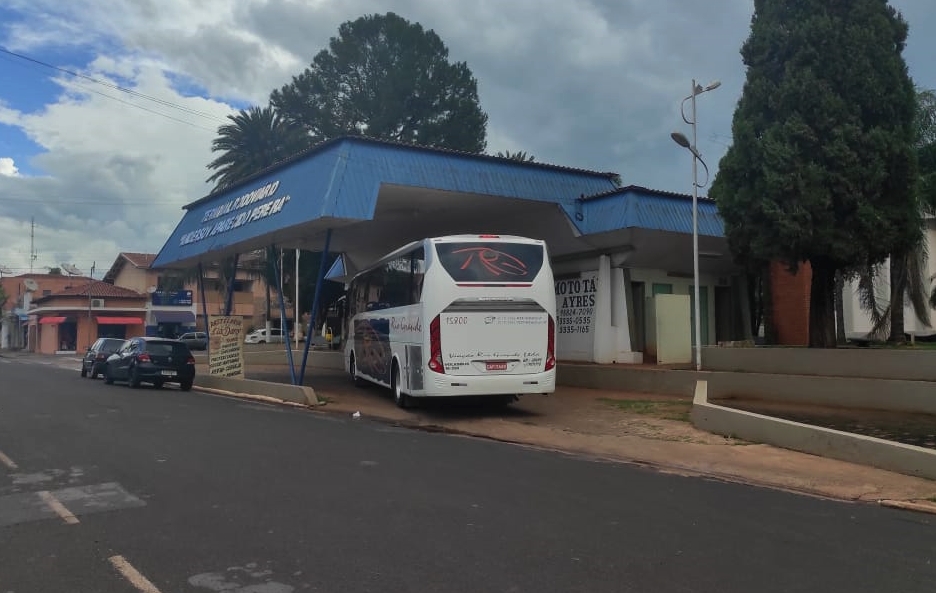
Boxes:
[702,346,936,382]
[691,380,936,481]
[195,374,320,406]
[557,364,698,396]
[705,371,936,415]
[557,362,936,415]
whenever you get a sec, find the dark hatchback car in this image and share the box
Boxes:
[80,337,125,379]
[104,337,196,390]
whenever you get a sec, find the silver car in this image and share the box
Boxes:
[178,331,208,350]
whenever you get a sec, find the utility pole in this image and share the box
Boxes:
[29,217,36,274]
[88,261,95,348]
[295,248,300,348]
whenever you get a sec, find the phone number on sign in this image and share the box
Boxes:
[559,325,590,334]
[558,316,591,327]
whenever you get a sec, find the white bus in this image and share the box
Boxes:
[344,234,557,408]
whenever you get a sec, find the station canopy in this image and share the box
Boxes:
[152,136,733,281]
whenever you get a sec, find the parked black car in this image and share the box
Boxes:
[103,337,196,390]
[80,337,125,379]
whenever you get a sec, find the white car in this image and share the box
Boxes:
[244,328,285,344]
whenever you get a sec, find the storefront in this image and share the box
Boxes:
[27,281,147,354]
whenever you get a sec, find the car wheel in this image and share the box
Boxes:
[128,366,142,389]
[392,362,410,409]
[80,365,88,378]
[180,379,193,392]
[104,366,114,385]
[258,340,266,344]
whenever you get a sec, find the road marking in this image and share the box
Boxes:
[109,555,163,593]
[38,490,79,524]
[0,449,18,469]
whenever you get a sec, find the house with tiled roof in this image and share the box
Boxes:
[26,279,146,354]
[101,251,292,340]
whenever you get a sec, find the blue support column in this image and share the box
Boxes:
[224,253,240,316]
[299,229,332,385]
[197,262,210,351]
[272,244,298,385]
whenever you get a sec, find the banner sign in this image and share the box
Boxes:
[208,315,245,378]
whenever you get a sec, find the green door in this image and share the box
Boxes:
[689,286,710,346]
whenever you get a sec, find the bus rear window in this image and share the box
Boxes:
[435,242,545,283]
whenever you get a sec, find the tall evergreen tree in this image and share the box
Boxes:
[270,12,488,153]
[710,0,919,347]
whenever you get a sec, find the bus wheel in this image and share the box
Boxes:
[392,362,410,409]
[349,353,363,388]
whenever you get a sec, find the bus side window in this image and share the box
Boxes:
[410,247,425,304]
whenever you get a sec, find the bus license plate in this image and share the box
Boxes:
[485,362,508,371]
[161,370,177,377]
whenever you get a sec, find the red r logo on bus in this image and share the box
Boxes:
[453,247,529,277]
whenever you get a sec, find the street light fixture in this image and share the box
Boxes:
[671,78,720,371]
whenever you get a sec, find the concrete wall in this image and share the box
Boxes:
[692,380,936,481]
[195,374,319,406]
[702,346,936,382]
[558,360,936,415]
[557,364,698,396]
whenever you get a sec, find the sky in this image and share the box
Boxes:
[0,0,934,277]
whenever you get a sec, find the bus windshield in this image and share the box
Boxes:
[434,241,545,283]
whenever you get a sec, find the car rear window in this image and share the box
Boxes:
[434,242,545,283]
[101,339,124,351]
[145,341,191,356]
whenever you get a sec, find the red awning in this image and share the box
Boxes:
[39,316,66,324]
[96,316,144,325]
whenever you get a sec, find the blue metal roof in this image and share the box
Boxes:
[578,186,725,238]
[153,136,620,267]
[151,137,725,269]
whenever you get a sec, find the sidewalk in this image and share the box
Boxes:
[244,364,936,506]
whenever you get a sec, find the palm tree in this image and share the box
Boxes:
[206,105,311,191]
[495,150,536,163]
[856,88,936,341]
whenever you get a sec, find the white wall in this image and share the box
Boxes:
[843,222,936,339]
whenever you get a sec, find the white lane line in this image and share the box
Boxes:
[0,449,18,469]
[38,490,80,524]
[109,555,164,593]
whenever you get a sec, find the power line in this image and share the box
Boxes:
[0,46,230,125]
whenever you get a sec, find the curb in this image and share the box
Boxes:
[878,499,936,515]
[188,385,936,512]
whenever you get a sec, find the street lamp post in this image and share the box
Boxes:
[671,79,720,371]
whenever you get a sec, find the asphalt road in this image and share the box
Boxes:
[1,355,935,593]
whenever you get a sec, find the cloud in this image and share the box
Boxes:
[0,157,19,177]
[0,55,235,273]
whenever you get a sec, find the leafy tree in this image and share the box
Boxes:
[0,283,7,313]
[855,88,936,341]
[270,12,488,153]
[496,150,535,162]
[206,105,310,191]
[710,0,919,348]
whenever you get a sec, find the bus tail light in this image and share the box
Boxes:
[545,314,556,371]
[428,314,445,374]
